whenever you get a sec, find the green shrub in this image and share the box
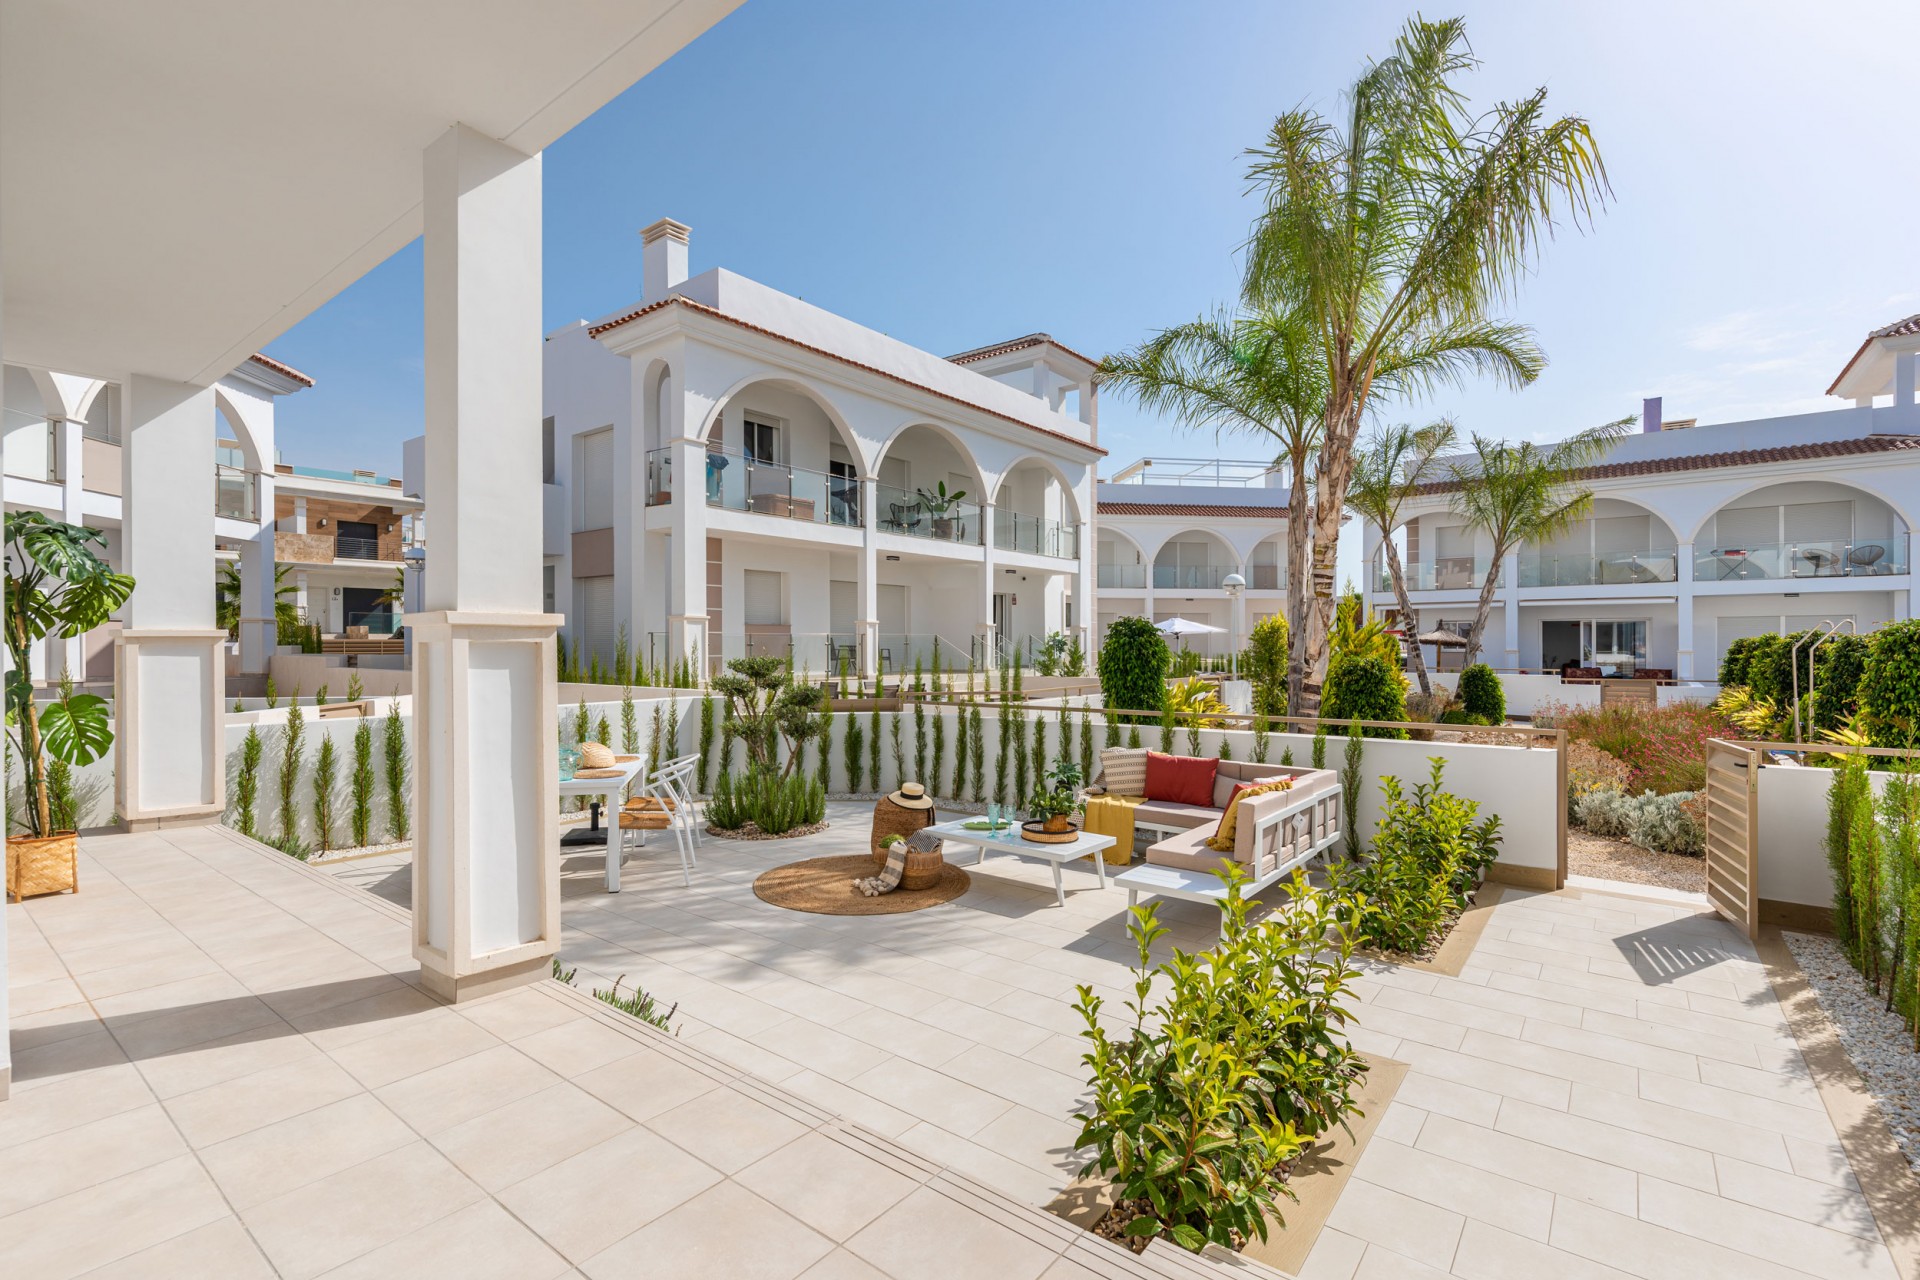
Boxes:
[697,692,716,792]
[708,771,745,829]
[725,768,826,834]
[1860,619,1920,746]
[383,700,409,841]
[350,719,374,847]
[311,733,339,852]
[1827,752,1871,963]
[1815,633,1870,732]
[1329,759,1502,955]
[1535,700,1733,795]
[844,711,865,792]
[1074,871,1366,1252]
[1718,635,1767,690]
[1099,616,1169,719]
[1573,789,1704,855]
[235,725,264,839]
[1320,653,1407,739]
[1241,615,1289,721]
[277,705,305,848]
[1456,664,1505,724]
[1566,741,1631,821]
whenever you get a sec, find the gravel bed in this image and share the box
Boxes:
[1567,828,1705,893]
[1783,930,1920,1173]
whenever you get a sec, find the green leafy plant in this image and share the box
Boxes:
[1321,653,1408,738]
[1027,759,1083,824]
[1242,615,1290,721]
[890,710,906,793]
[265,676,279,710]
[1074,871,1366,1252]
[595,975,679,1032]
[697,692,716,792]
[315,683,329,707]
[712,656,827,776]
[1329,759,1502,955]
[384,700,410,841]
[1572,789,1704,856]
[1099,616,1170,720]
[951,706,968,798]
[869,705,883,794]
[844,709,865,792]
[1456,664,1505,724]
[1860,619,1920,747]
[1311,724,1327,769]
[277,705,306,851]
[969,705,986,802]
[3,513,132,836]
[931,705,947,798]
[725,768,826,835]
[350,718,375,847]
[235,725,264,839]
[344,673,364,703]
[312,732,339,852]
[913,663,928,782]
[1079,702,1095,783]
[815,707,835,794]
[1340,720,1365,856]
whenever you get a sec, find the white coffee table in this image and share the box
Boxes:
[925,818,1114,907]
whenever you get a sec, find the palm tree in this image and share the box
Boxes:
[216,560,300,638]
[1447,419,1632,665]
[1346,420,1457,695]
[1100,305,1327,713]
[1240,15,1608,709]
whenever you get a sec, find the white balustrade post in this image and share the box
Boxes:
[410,124,562,1003]
[116,375,225,828]
[857,479,878,681]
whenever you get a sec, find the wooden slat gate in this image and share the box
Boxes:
[1703,739,1760,939]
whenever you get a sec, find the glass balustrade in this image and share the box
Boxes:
[1518,549,1679,587]
[1249,564,1283,590]
[992,509,1078,558]
[215,464,256,521]
[1375,556,1503,592]
[1694,537,1910,581]
[1152,563,1232,590]
[1097,563,1147,588]
[645,446,861,527]
[875,483,982,545]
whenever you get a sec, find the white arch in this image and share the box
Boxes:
[212,382,271,474]
[990,452,1083,523]
[1151,526,1240,571]
[28,369,107,425]
[873,418,986,496]
[695,371,867,475]
[1094,524,1148,560]
[1683,475,1916,545]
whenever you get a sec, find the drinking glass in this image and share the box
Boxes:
[987,802,1000,830]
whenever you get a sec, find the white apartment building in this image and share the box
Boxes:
[1094,457,1294,657]
[1362,317,1920,680]
[543,219,1103,677]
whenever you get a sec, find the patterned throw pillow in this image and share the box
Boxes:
[1205,778,1295,852]
[1099,747,1149,797]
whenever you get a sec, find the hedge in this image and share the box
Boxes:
[1456,664,1505,724]
[1859,618,1920,746]
[1099,616,1169,720]
[1320,653,1408,739]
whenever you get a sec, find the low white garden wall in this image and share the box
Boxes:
[1755,761,1894,925]
[1424,671,1718,717]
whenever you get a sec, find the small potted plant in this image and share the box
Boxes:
[5,512,133,900]
[915,481,967,541]
[1026,759,1084,836]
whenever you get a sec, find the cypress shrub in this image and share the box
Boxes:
[350,718,375,847]
[236,726,264,838]
[384,700,410,841]
[312,733,339,852]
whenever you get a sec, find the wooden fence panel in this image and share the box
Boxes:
[1703,739,1760,939]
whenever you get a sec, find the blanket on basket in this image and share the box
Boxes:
[856,828,942,896]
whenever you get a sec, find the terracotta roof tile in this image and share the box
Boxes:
[248,352,314,387]
[1412,433,1920,494]
[947,332,1101,370]
[589,298,1105,456]
[1097,501,1290,518]
[1826,312,1920,395]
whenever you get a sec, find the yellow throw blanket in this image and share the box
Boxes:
[1205,778,1295,852]
[1082,793,1142,866]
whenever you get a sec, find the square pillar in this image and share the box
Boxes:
[239,470,277,674]
[49,416,87,679]
[667,435,708,668]
[857,479,878,678]
[1675,542,1696,680]
[413,123,561,1003]
[115,375,225,829]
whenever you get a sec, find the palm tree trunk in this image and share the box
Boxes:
[1383,537,1431,695]
[1300,400,1363,713]
[1284,446,1312,716]
[1460,556,1503,669]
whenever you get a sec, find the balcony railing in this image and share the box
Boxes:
[1376,555,1502,593]
[645,446,862,528]
[215,464,256,521]
[1249,563,1282,590]
[993,509,1078,558]
[1695,537,1910,581]
[344,609,401,635]
[875,483,982,545]
[335,535,383,561]
[1153,563,1234,590]
[1098,563,1147,589]
[1518,549,1679,588]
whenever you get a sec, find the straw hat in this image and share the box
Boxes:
[887,782,934,811]
[579,741,615,770]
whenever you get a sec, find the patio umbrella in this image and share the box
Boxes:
[1416,629,1468,648]
[1155,617,1225,637]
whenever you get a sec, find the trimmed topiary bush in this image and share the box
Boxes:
[1099,616,1170,720]
[1718,635,1767,690]
[1456,664,1505,724]
[1859,618,1920,746]
[1320,653,1407,739]
[1814,632,1870,731]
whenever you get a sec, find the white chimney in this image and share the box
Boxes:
[640,217,690,301]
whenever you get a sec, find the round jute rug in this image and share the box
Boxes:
[752,854,971,916]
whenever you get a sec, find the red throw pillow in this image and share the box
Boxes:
[1145,752,1218,806]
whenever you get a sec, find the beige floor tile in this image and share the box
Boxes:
[240,1141,486,1280]
[0,1154,231,1279]
[0,1103,187,1218]
[798,1248,892,1280]
[131,1019,324,1100]
[1297,1226,1369,1280]
[318,1198,572,1280]
[513,1016,648,1076]
[1414,1113,1637,1214]
[581,1180,833,1280]
[646,1086,812,1174]
[1518,1016,1702,1081]
[1567,1084,1791,1169]
[1391,1041,1572,1110]
[847,1184,1059,1280]
[456,986,593,1041]
[1353,1243,1456,1278]
[571,1042,720,1121]
[1636,1176,1899,1278]
[497,1126,722,1262]
[779,1069,920,1139]
[911,997,1050,1055]
[737,1130,922,1241]
[1711,1154,1883,1240]
[325,1009,501,1089]
[1635,1071,1837,1141]
[1353,1138,1555,1242]
[754,1016,892,1079]
[831,1005,973,1069]
[1455,1028,1641,1093]
[432,1082,633,1191]
[1550,1195,1839,1280]
[1450,1219,1637,1280]
[1496,1096,1718,1190]
[1391,1072,1503,1128]
[8,1024,131,1088]
[944,1043,1088,1116]
[73,1216,276,1280]
[375,1042,562,1134]
[163,1052,364,1148]
[848,1058,1015,1138]
[0,1061,155,1151]
[198,1093,416,1210]
[896,1122,1066,1206]
[288,982,448,1050]
[1694,1056,1825,1110]
[1323,1177,1464,1272]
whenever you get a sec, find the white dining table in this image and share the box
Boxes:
[559,757,648,891]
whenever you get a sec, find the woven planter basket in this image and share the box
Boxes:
[8,831,78,902]
[870,795,935,868]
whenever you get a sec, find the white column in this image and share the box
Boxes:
[411,124,562,1004]
[48,415,87,679]
[977,501,998,665]
[292,495,308,534]
[1675,541,1696,680]
[857,477,878,679]
[1500,550,1521,669]
[115,375,225,828]
[1896,351,1917,417]
[238,469,276,674]
[667,433,708,667]
[1074,521,1096,656]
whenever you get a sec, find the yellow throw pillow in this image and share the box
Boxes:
[1205,777,1295,852]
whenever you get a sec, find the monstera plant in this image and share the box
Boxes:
[5,512,132,893]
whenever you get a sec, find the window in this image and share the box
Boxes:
[575,576,614,667]
[1543,619,1648,672]
[541,416,555,484]
[743,416,779,465]
[575,428,614,530]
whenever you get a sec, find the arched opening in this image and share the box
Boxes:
[1519,497,1681,587]
[1096,527,1147,590]
[873,422,986,545]
[698,376,865,528]
[1695,480,1909,581]
[1152,527,1237,591]
[1248,534,1287,593]
[991,455,1080,558]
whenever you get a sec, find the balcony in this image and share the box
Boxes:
[1249,563,1282,590]
[1518,549,1679,588]
[1694,537,1910,581]
[875,482,982,545]
[334,534,383,561]
[992,508,1078,559]
[215,463,256,520]
[1098,563,1147,589]
[1153,563,1235,590]
[646,446,862,528]
[1376,555,1503,592]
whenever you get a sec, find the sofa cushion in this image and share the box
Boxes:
[1099,747,1149,797]
[1206,778,1295,852]
[1146,752,1217,806]
[1145,824,1239,875]
[1133,800,1221,830]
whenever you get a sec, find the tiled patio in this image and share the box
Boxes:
[7,809,1913,1279]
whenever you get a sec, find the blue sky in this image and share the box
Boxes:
[266,0,1920,500]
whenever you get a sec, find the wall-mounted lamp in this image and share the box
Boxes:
[317,516,329,528]
[885,555,900,562]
